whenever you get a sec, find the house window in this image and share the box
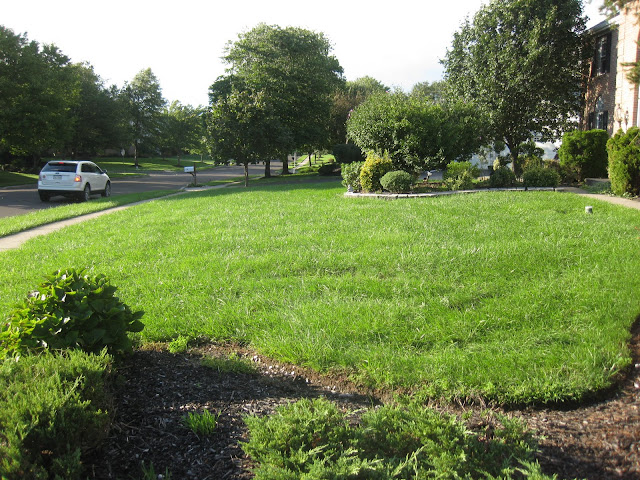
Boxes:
[589,96,608,130]
[593,33,612,75]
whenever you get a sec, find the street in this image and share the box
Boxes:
[0,162,281,218]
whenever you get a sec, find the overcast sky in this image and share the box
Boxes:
[4,0,605,107]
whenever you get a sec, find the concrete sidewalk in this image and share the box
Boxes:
[1,186,638,253]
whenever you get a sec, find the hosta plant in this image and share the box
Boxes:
[1,268,144,357]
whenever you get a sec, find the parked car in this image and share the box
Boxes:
[38,160,111,202]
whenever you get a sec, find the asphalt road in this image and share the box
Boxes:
[0,162,282,218]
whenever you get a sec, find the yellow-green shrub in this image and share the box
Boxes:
[359,152,392,192]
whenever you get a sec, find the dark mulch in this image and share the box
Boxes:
[85,326,640,480]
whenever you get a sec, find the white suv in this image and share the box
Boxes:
[38,161,111,202]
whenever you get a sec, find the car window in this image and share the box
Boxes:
[81,163,96,173]
[43,162,77,173]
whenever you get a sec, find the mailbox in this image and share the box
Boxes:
[184,166,194,173]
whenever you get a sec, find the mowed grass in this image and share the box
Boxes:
[0,191,178,238]
[1,182,639,404]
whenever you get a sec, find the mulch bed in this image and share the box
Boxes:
[85,324,640,480]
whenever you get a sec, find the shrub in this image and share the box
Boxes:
[522,167,560,188]
[444,161,479,181]
[558,129,609,182]
[317,162,340,176]
[332,143,365,164]
[489,166,516,188]
[444,161,478,191]
[1,268,144,358]
[380,170,413,193]
[341,161,364,191]
[359,152,393,192]
[607,127,640,196]
[0,350,111,480]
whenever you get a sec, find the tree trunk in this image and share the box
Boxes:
[264,160,271,178]
[282,154,290,175]
[134,143,139,169]
[244,163,249,187]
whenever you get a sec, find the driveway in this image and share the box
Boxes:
[0,162,281,218]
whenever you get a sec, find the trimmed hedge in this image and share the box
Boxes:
[558,129,609,181]
[489,166,516,187]
[380,170,413,193]
[607,127,640,196]
[523,167,560,188]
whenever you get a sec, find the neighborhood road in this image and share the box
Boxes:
[0,162,281,219]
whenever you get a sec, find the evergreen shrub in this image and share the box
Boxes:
[0,350,111,480]
[489,166,516,188]
[522,167,560,188]
[607,127,640,196]
[332,143,365,164]
[380,170,413,193]
[359,152,392,192]
[558,129,609,181]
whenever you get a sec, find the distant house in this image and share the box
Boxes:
[582,2,640,135]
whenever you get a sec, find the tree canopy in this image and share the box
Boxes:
[218,24,344,174]
[120,68,166,167]
[442,0,587,171]
[0,26,74,167]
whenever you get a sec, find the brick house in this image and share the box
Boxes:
[582,2,640,135]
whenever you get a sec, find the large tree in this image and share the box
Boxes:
[220,24,344,176]
[207,75,281,186]
[159,101,204,165]
[65,62,124,158]
[0,26,75,169]
[442,0,587,173]
[120,68,166,168]
[346,91,485,172]
[329,76,388,146]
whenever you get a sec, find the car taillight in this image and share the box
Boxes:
[74,175,82,182]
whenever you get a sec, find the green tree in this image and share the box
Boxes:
[65,63,124,158]
[0,26,75,169]
[329,76,388,146]
[346,91,484,172]
[159,101,203,165]
[207,75,279,186]
[221,24,344,176]
[442,0,587,173]
[120,68,166,168]
[410,80,446,103]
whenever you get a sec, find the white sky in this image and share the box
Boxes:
[4,0,606,107]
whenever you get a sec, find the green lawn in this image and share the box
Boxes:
[1,182,639,405]
[0,191,178,238]
[0,171,38,187]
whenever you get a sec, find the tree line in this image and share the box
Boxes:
[2,0,596,177]
[0,25,205,171]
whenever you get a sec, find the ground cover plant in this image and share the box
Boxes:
[0,182,639,405]
[242,397,551,479]
[0,350,111,480]
[0,190,176,237]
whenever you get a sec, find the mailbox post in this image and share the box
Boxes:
[184,164,196,186]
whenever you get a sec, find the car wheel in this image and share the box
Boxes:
[38,191,50,202]
[81,184,91,202]
[101,181,111,198]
